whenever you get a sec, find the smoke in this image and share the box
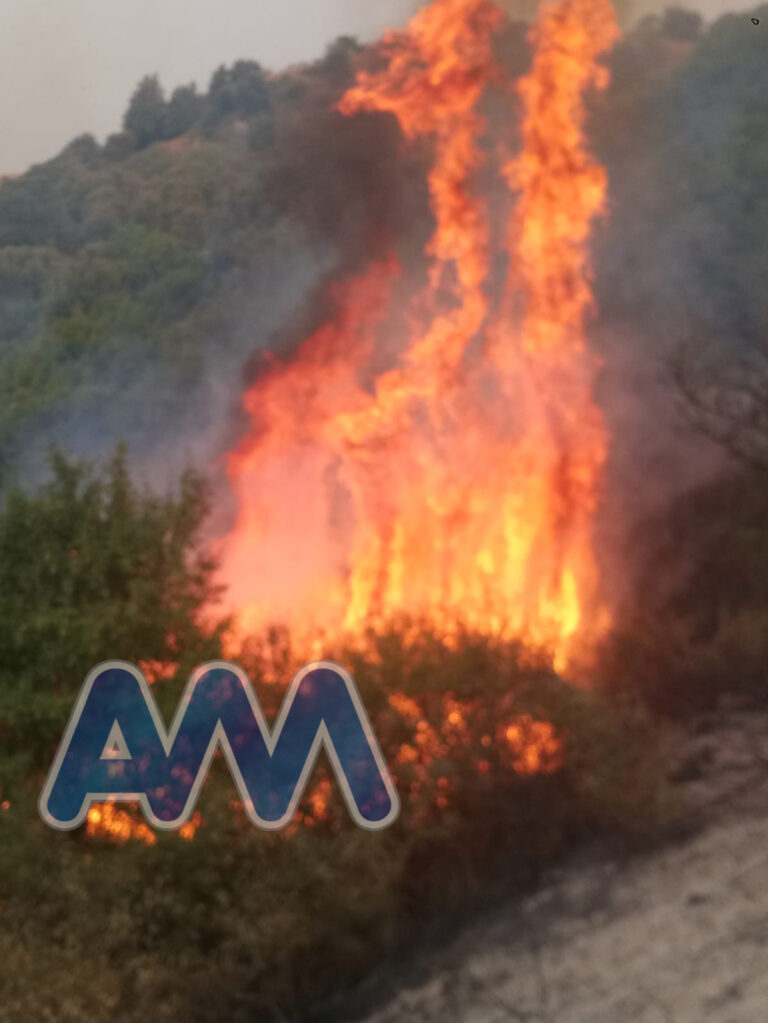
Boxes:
[12,236,338,498]
[583,3,768,608]
[2,0,761,610]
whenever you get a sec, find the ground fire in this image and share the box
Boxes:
[89,0,619,845]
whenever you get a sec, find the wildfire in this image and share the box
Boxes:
[388,691,563,821]
[85,0,624,843]
[219,0,619,671]
[86,804,201,845]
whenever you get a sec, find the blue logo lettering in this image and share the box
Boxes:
[39,660,400,832]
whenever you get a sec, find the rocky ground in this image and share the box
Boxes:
[359,710,768,1023]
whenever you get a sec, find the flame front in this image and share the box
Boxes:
[219,0,619,672]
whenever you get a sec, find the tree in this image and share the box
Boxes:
[124,75,168,149]
[204,61,270,128]
[165,84,203,137]
[62,134,102,167]
[0,448,227,767]
[316,36,363,87]
[103,130,135,161]
[661,7,703,43]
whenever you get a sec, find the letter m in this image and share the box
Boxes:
[39,660,400,832]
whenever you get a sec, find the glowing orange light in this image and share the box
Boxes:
[217,0,618,673]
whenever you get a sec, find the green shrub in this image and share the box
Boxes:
[0,448,226,776]
[0,624,665,1023]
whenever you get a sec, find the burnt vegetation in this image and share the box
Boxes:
[0,5,767,1021]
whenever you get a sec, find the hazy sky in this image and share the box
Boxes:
[0,0,752,175]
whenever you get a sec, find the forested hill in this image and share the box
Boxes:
[0,39,424,487]
[0,6,764,488]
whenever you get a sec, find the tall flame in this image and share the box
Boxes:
[218,0,619,671]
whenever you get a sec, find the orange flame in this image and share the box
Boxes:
[85,804,201,844]
[218,0,619,673]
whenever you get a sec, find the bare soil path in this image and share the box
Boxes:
[360,711,768,1023]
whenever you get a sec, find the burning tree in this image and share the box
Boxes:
[218,0,620,673]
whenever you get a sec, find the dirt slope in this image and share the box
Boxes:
[361,711,768,1023]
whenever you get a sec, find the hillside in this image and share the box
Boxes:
[2,5,768,1022]
[0,42,422,485]
[358,708,768,1023]
[0,7,764,495]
